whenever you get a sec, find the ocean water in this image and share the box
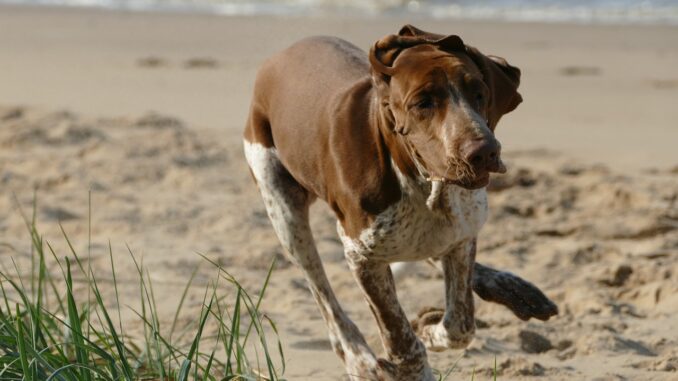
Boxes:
[2,0,678,24]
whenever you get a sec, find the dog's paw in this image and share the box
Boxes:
[376,358,398,381]
[376,356,436,381]
[410,306,444,335]
[473,265,558,321]
[410,307,473,351]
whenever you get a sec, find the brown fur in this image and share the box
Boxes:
[244,26,557,380]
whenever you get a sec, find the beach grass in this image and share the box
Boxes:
[0,195,285,381]
[0,194,500,381]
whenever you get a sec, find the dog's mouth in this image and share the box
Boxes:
[449,172,491,190]
[429,157,505,190]
[423,156,505,211]
[404,139,506,191]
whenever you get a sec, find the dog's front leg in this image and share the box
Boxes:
[411,239,476,352]
[348,253,435,381]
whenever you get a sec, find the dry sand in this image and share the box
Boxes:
[1,4,677,380]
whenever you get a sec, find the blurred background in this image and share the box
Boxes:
[3,0,678,22]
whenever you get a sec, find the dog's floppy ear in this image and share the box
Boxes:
[465,46,523,130]
[369,25,464,91]
[398,24,467,54]
[398,24,445,40]
[369,27,464,134]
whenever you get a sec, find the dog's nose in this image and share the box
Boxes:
[462,138,502,173]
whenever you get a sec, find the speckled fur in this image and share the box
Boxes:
[243,136,557,380]
[339,164,488,264]
[337,165,486,379]
[243,141,383,379]
[245,139,490,380]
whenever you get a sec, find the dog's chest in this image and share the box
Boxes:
[340,183,488,262]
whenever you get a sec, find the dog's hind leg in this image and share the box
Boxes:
[243,139,382,380]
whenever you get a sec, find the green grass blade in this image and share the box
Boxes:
[65,259,91,381]
[90,275,134,380]
[46,363,112,381]
[494,356,497,381]
[226,288,242,375]
[177,296,213,381]
[242,257,276,348]
[201,349,216,381]
[15,304,33,381]
[263,315,285,376]
[169,266,199,343]
[44,243,67,315]
[144,268,166,380]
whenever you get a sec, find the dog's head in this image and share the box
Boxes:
[370,25,522,189]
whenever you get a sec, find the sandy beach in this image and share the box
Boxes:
[1,4,677,380]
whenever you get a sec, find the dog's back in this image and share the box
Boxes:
[245,36,368,146]
[252,36,368,112]
[244,36,396,210]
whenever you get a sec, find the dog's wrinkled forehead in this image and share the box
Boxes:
[389,46,483,95]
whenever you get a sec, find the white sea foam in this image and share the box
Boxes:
[2,0,678,25]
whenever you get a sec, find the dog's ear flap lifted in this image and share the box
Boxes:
[465,46,523,130]
[398,24,465,52]
[398,24,443,38]
[369,34,409,81]
[369,33,423,133]
[369,26,465,90]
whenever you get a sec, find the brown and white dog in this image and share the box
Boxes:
[243,25,557,380]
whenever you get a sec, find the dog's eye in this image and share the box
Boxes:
[476,93,484,104]
[415,97,434,110]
